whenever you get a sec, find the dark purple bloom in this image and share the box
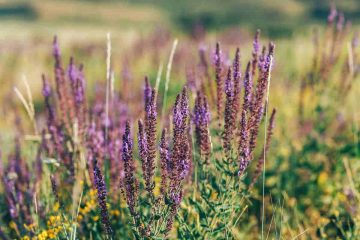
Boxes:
[250,108,276,188]
[159,128,170,196]
[214,42,223,125]
[253,29,261,57]
[50,174,61,208]
[93,158,113,236]
[252,30,261,77]
[238,108,250,176]
[122,121,139,218]
[67,57,77,87]
[53,35,61,68]
[165,87,191,235]
[193,91,211,162]
[42,75,63,157]
[243,62,253,111]
[223,68,236,157]
[144,76,152,111]
[233,48,241,95]
[244,43,275,173]
[137,119,148,187]
[144,87,157,196]
[52,36,72,132]
[178,87,190,179]
[42,75,51,98]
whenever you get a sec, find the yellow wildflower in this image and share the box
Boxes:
[337,192,346,202]
[24,223,36,231]
[110,209,120,216]
[9,221,17,230]
[77,214,83,222]
[53,202,60,212]
[318,171,328,186]
[89,189,97,197]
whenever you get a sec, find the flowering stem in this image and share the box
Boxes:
[261,55,273,240]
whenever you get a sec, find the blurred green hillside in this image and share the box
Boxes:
[0,0,360,39]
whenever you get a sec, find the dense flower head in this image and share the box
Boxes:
[239,42,275,175]
[193,91,211,161]
[180,87,189,127]
[238,109,250,176]
[193,92,211,127]
[67,57,77,85]
[159,128,170,195]
[243,62,253,111]
[138,119,147,179]
[253,29,261,57]
[233,47,241,93]
[67,59,86,105]
[93,159,113,236]
[42,75,52,97]
[225,68,234,97]
[122,121,139,217]
[223,67,236,156]
[144,76,152,111]
[52,35,61,66]
[166,89,191,234]
[173,94,183,129]
[144,85,157,195]
[214,42,224,125]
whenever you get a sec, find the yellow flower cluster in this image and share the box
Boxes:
[21,228,62,240]
[77,189,97,223]
[110,209,120,217]
[21,214,65,240]
[24,223,36,232]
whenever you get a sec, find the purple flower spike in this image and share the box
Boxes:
[93,158,113,236]
[214,42,223,125]
[159,129,170,195]
[144,76,152,111]
[53,35,61,68]
[137,119,148,188]
[253,30,261,57]
[144,87,157,196]
[240,42,275,175]
[223,68,236,157]
[193,91,211,162]
[252,30,261,77]
[122,121,139,218]
[243,62,253,111]
[238,109,249,176]
[233,48,241,94]
[42,75,51,98]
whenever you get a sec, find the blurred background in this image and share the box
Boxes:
[1,0,360,38]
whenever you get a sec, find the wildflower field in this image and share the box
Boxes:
[0,1,359,239]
